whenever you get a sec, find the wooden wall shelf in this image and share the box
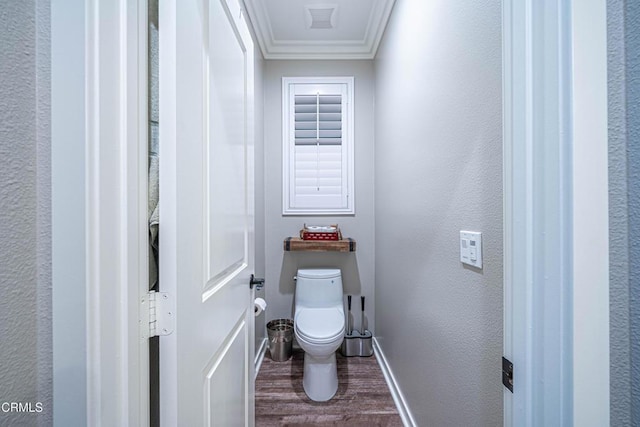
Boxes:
[283,237,356,252]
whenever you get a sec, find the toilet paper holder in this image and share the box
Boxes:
[340,330,373,357]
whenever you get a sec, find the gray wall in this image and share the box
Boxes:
[262,60,375,334]
[0,1,52,425]
[625,0,640,421]
[373,0,503,425]
[608,0,631,424]
[609,0,640,425]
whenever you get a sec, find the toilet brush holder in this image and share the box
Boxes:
[360,331,373,357]
[341,333,360,356]
[340,330,373,357]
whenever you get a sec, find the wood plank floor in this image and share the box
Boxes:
[255,348,403,426]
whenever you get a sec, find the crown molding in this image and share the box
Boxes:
[242,0,395,60]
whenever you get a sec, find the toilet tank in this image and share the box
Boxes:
[295,269,343,308]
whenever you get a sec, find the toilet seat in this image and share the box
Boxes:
[295,308,345,344]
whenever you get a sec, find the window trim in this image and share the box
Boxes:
[282,76,355,215]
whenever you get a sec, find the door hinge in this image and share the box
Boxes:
[502,356,513,392]
[142,291,175,339]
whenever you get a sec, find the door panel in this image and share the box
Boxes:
[204,319,248,424]
[159,0,255,425]
[205,0,249,296]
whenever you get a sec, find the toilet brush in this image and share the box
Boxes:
[347,295,352,335]
[360,296,366,335]
[360,296,373,356]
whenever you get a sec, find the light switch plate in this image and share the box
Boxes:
[460,231,482,268]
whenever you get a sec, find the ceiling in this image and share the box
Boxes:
[243,0,396,60]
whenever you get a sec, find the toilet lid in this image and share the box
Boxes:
[295,308,345,342]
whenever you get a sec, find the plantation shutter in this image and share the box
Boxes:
[282,78,354,215]
[288,82,350,212]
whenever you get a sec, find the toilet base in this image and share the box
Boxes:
[302,352,338,402]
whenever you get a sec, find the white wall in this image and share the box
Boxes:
[253,44,266,352]
[374,0,503,425]
[262,60,375,334]
[571,1,610,424]
[51,0,88,424]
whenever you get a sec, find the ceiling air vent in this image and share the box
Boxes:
[305,5,338,29]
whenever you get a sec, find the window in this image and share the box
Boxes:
[282,77,354,215]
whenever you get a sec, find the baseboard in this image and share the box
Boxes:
[373,337,417,427]
[254,337,267,379]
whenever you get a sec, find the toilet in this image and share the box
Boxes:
[294,269,345,402]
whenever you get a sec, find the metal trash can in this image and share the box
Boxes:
[266,318,294,362]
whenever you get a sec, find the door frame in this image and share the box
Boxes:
[52,0,149,425]
[502,0,609,425]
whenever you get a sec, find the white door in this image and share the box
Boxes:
[159,0,256,425]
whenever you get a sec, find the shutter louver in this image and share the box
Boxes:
[294,94,342,145]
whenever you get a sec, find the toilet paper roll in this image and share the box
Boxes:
[254,297,267,317]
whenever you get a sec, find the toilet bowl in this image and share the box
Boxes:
[294,269,345,402]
